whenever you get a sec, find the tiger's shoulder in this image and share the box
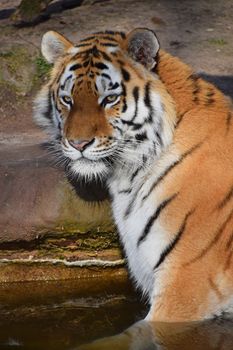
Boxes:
[156,49,233,134]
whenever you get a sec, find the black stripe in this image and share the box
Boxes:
[60,74,72,90]
[154,210,193,269]
[144,82,154,124]
[175,113,185,128]
[121,68,130,82]
[145,111,153,124]
[135,132,148,142]
[144,82,152,108]
[111,82,120,90]
[113,125,123,135]
[156,131,163,146]
[204,87,215,106]
[91,45,100,58]
[99,51,112,62]
[121,83,127,113]
[100,43,118,47]
[100,36,118,42]
[119,32,126,39]
[118,188,132,194]
[130,166,143,182]
[101,73,111,80]
[80,36,95,42]
[206,88,215,97]
[44,91,52,120]
[75,43,91,48]
[94,62,108,70]
[121,119,143,130]
[56,66,65,83]
[131,87,139,122]
[226,112,232,132]
[124,182,144,218]
[191,74,200,101]
[185,208,233,266]
[217,185,233,210]
[189,73,199,82]
[142,142,203,202]
[70,63,82,71]
[122,100,127,113]
[83,61,89,67]
[79,46,99,58]
[138,194,178,247]
[226,230,233,250]
[205,97,215,106]
[117,59,125,66]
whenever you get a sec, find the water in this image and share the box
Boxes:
[0,277,146,350]
[1,278,233,350]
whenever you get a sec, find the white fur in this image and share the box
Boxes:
[109,146,179,301]
[70,158,110,182]
[41,31,71,63]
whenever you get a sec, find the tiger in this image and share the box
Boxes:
[34,28,233,322]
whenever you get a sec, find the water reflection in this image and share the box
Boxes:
[1,279,233,349]
[0,278,146,350]
[78,317,233,350]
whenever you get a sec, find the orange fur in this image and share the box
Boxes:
[149,51,233,321]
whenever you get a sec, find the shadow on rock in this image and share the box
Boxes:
[199,74,233,100]
[66,171,109,202]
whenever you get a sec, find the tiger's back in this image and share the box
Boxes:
[34,28,233,321]
[147,50,233,320]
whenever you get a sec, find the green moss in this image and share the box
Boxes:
[0,45,52,97]
[0,47,29,75]
[19,0,42,16]
[11,0,45,23]
[35,56,52,78]
[207,38,227,46]
[38,230,119,252]
[0,45,36,97]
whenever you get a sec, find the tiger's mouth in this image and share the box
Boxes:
[62,136,119,162]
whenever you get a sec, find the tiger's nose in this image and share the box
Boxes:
[68,138,95,151]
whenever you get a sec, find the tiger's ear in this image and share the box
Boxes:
[41,31,74,63]
[125,28,159,70]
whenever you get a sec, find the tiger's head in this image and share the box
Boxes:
[34,28,176,181]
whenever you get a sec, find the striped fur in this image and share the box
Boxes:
[34,29,233,321]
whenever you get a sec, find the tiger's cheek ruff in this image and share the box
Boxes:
[34,87,54,134]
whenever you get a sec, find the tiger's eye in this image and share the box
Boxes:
[105,94,118,104]
[103,95,118,105]
[61,95,72,106]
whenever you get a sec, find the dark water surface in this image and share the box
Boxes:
[0,277,146,350]
[1,278,233,350]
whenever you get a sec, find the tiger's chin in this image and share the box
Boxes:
[69,158,112,182]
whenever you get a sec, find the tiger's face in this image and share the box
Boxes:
[34,29,176,181]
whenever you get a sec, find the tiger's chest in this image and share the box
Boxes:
[108,167,171,300]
